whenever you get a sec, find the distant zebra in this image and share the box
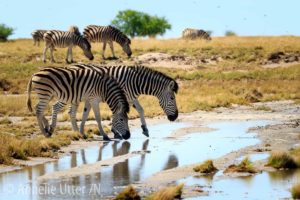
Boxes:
[51,64,179,138]
[182,28,211,40]
[43,30,94,63]
[27,67,130,140]
[31,30,48,46]
[83,25,132,59]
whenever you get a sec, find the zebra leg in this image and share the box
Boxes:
[65,47,70,63]
[79,101,91,138]
[108,42,117,59]
[69,47,74,63]
[68,104,79,132]
[43,46,48,63]
[133,99,149,137]
[49,101,66,134]
[102,42,107,60]
[35,101,51,137]
[90,99,110,141]
[50,47,55,63]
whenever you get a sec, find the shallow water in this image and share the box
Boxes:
[181,169,300,200]
[0,120,281,199]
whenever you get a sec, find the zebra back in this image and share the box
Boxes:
[31,67,129,114]
[83,25,131,45]
[182,28,211,40]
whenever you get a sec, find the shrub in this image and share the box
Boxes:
[291,183,300,199]
[114,185,141,200]
[224,157,257,173]
[0,24,14,42]
[193,160,218,173]
[146,184,184,200]
[267,151,297,169]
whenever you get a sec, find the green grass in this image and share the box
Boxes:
[224,157,257,173]
[193,160,218,173]
[267,151,297,169]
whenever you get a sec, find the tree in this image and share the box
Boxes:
[225,30,237,37]
[0,24,14,42]
[111,10,171,38]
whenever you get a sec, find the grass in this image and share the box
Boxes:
[291,183,300,199]
[114,185,141,200]
[193,160,218,174]
[0,131,82,165]
[224,157,257,173]
[146,184,184,200]
[254,105,273,111]
[267,151,298,169]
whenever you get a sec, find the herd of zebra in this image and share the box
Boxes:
[27,25,209,140]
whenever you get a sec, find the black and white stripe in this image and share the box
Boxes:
[43,30,94,63]
[61,64,179,138]
[182,28,211,40]
[27,67,130,140]
[31,30,48,46]
[83,25,132,59]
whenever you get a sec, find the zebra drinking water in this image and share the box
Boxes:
[83,25,132,59]
[43,29,94,63]
[51,64,179,138]
[182,28,211,40]
[27,67,130,140]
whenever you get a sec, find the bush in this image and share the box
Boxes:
[114,185,140,200]
[291,183,300,199]
[146,184,184,200]
[225,30,237,37]
[0,24,14,42]
[224,157,257,173]
[267,151,297,169]
[111,9,171,38]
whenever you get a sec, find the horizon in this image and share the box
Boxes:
[0,0,299,39]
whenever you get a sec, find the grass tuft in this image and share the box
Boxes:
[291,183,300,199]
[146,184,184,200]
[193,160,218,173]
[267,151,297,169]
[114,185,141,200]
[224,157,257,173]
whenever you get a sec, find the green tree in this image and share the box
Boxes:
[111,10,171,38]
[225,30,237,37]
[0,24,14,42]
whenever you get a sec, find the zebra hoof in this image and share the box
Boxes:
[103,135,111,141]
[141,125,149,137]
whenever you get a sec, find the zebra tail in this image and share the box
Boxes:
[27,77,33,112]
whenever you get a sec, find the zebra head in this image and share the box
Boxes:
[159,80,179,121]
[122,39,132,58]
[80,37,94,60]
[111,103,130,140]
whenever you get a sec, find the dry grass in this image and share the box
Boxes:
[193,160,218,174]
[146,184,184,200]
[224,157,257,173]
[267,151,297,169]
[291,183,300,199]
[114,185,141,200]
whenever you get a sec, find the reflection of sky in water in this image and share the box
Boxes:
[181,169,300,200]
[0,120,283,199]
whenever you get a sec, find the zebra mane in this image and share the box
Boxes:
[108,25,131,44]
[130,66,179,93]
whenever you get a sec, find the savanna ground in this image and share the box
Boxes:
[0,36,299,198]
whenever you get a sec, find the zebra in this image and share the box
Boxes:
[83,25,132,59]
[182,28,211,40]
[43,30,94,63]
[31,30,48,46]
[26,67,131,140]
[50,64,179,138]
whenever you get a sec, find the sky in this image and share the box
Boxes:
[0,0,299,39]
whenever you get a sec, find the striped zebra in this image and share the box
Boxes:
[83,25,132,59]
[31,30,48,46]
[43,30,94,63]
[27,67,130,140]
[51,64,179,138]
[182,28,211,40]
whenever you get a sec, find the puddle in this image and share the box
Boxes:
[181,169,300,199]
[0,120,272,199]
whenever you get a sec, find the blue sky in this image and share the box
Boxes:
[0,0,299,39]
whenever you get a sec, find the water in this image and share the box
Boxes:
[0,120,290,199]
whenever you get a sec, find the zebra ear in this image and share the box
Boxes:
[169,81,178,93]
